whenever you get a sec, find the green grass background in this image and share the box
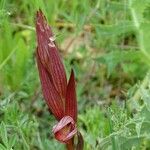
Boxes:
[0,0,150,149]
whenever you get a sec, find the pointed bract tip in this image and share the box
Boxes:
[65,68,77,122]
[70,69,75,82]
[36,9,43,18]
[36,9,44,23]
[71,68,74,75]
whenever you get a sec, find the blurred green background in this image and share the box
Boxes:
[0,0,150,149]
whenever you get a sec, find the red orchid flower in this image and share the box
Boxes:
[35,10,83,150]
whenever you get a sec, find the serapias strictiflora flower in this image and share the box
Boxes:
[35,10,83,149]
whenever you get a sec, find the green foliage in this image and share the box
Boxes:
[79,106,109,149]
[0,0,150,149]
[0,16,32,91]
[0,94,65,150]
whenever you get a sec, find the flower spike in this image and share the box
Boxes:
[35,10,84,150]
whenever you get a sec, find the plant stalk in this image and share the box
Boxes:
[66,139,74,150]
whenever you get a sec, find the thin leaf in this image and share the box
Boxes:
[0,144,6,150]
[8,134,17,149]
[0,122,8,147]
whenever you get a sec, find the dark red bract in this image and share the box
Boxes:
[35,10,83,149]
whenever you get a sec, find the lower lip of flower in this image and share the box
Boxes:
[52,116,77,143]
[54,124,72,143]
